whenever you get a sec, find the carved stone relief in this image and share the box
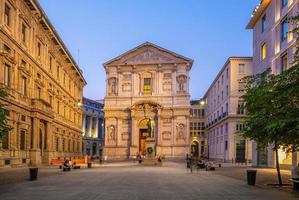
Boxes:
[176,123,186,140]
[162,73,172,91]
[121,132,129,140]
[162,118,172,127]
[123,49,173,64]
[162,131,171,140]
[122,74,131,92]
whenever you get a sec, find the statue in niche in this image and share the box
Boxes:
[179,82,184,91]
[109,78,117,95]
[177,75,187,92]
[147,118,155,138]
[108,125,115,141]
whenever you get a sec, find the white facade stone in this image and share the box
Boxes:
[103,42,193,159]
[205,57,253,163]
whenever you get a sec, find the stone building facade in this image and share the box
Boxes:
[103,42,192,159]
[0,0,86,166]
[247,0,299,168]
[82,97,104,158]
[189,99,207,158]
[205,57,253,163]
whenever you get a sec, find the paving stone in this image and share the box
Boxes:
[0,162,298,200]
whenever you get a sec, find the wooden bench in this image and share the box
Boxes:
[289,179,299,190]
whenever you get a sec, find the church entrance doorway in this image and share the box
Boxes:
[139,129,149,156]
[191,141,199,157]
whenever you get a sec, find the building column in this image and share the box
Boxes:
[29,117,41,165]
[82,114,86,136]
[94,117,99,138]
[130,117,138,156]
[43,122,54,164]
[88,116,93,137]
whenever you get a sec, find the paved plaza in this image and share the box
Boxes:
[0,162,298,200]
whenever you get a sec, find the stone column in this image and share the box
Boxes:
[29,117,41,165]
[44,122,53,164]
[94,117,99,138]
[82,114,86,136]
[88,116,93,137]
[130,117,138,156]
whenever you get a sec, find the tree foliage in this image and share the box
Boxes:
[0,88,11,141]
[241,13,299,186]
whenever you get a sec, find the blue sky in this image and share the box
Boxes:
[39,0,259,100]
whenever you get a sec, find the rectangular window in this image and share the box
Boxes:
[49,57,52,72]
[4,44,11,54]
[281,19,288,41]
[62,139,65,152]
[57,101,60,114]
[2,132,9,149]
[37,42,41,57]
[226,68,229,79]
[21,76,27,96]
[63,73,66,85]
[4,4,10,27]
[57,66,60,79]
[221,75,224,85]
[4,64,10,86]
[237,101,245,115]
[226,85,229,96]
[20,130,26,150]
[281,53,288,72]
[49,95,53,106]
[262,15,267,32]
[261,43,267,60]
[238,80,245,93]
[238,64,245,74]
[56,137,59,152]
[21,23,27,43]
[282,0,288,8]
[143,78,151,95]
[36,87,41,99]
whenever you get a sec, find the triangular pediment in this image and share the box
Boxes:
[104,42,193,66]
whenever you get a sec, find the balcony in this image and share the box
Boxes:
[31,98,53,116]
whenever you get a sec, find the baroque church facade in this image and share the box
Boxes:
[103,42,193,159]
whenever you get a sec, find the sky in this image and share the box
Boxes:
[39,0,259,100]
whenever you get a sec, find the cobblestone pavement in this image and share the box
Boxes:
[0,162,298,200]
[211,165,292,187]
[0,165,63,186]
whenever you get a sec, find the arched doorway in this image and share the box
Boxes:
[191,141,199,157]
[138,118,150,156]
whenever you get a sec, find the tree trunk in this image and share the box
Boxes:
[275,148,283,186]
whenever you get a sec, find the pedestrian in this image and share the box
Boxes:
[292,163,299,181]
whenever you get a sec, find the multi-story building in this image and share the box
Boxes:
[247,0,298,168]
[0,0,86,166]
[205,57,253,163]
[82,97,104,158]
[189,99,207,158]
[103,42,192,159]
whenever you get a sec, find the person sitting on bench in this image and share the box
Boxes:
[72,162,80,169]
[63,159,71,171]
[292,163,299,181]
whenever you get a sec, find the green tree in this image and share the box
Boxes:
[0,88,11,149]
[242,70,284,185]
[241,13,299,187]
